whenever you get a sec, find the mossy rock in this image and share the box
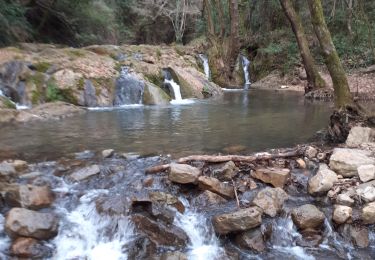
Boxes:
[143,83,170,105]
[0,96,16,109]
[33,62,52,73]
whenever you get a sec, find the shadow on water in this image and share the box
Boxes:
[0,90,333,161]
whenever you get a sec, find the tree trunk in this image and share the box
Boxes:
[204,0,242,87]
[307,0,354,109]
[280,0,327,92]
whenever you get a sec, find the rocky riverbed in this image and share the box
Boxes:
[0,126,375,259]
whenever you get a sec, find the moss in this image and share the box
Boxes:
[174,46,185,56]
[34,61,51,73]
[65,49,87,58]
[31,90,42,105]
[144,73,163,87]
[156,48,162,59]
[1,97,16,109]
[77,78,85,90]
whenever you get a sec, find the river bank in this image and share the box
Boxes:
[0,125,374,259]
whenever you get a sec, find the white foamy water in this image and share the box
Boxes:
[174,199,224,260]
[53,190,134,260]
[242,55,251,88]
[199,54,210,80]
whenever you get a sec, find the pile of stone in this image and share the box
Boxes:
[0,159,58,258]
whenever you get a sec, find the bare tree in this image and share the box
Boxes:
[134,0,200,43]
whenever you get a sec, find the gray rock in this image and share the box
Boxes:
[212,161,238,181]
[362,202,375,224]
[198,176,234,199]
[358,165,375,183]
[235,228,265,252]
[336,193,355,206]
[291,204,325,230]
[5,208,59,239]
[194,190,227,208]
[346,126,374,147]
[168,163,201,184]
[308,164,338,196]
[329,148,375,177]
[212,207,262,235]
[0,161,16,178]
[102,149,114,158]
[132,214,188,248]
[70,165,100,181]
[252,187,288,217]
[349,225,369,248]
[251,167,290,188]
[333,205,352,224]
[356,186,375,202]
[305,146,318,159]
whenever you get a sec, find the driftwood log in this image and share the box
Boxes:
[145,148,303,174]
[177,149,303,163]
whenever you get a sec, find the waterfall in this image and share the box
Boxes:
[0,88,29,109]
[163,69,194,105]
[113,66,145,106]
[242,55,251,89]
[199,54,210,80]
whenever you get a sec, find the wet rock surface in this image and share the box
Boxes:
[252,187,288,217]
[291,204,325,230]
[212,207,262,235]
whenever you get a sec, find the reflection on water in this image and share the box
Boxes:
[0,90,333,161]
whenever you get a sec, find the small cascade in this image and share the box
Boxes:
[0,88,29,109]
[174,199,224,260]
[113,66,144,106]
[53,190,134,260]
[163,69,194,105]
[199,54,210,80]
[241,55,251,89]
[0,215,10,259]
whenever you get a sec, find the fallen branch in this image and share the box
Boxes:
[232,179,240,209]
[145,164,170,174]
[177,149,302,163]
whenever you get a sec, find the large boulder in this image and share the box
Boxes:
[308,164,338,196]
[10,237,52,258]
[362,202,375,224]
[346,126,374,147]
[5,208,59,239]
[198,176,235,199]
[251,167,290,188]
[212,207,262,235]
[329,148,375,177]
[168,163,201,184]
[234,228,265,252]
[291,204,325,230]
[131,214,188,248]
[70,165,100,181]
[332,205,352,224]
[252,187,288,217]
